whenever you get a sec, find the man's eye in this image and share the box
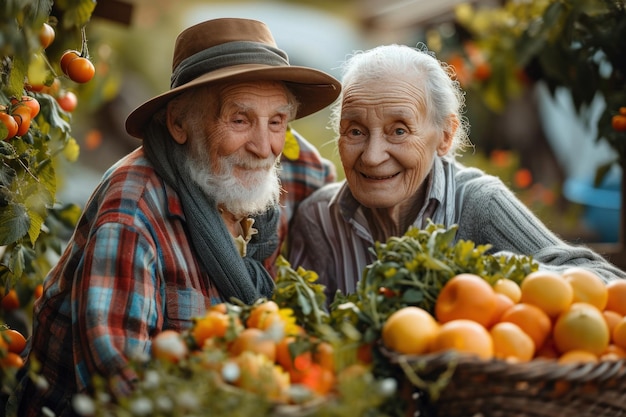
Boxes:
[394,128,406,135]
[350,129,362,136]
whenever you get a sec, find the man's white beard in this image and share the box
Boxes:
[185,145,281,216]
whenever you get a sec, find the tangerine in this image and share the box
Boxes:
[606,280,626,316]
[0,352,24,369]
[382,306,440,355]
[192,310,231,348]
[431,319,494,360]
[499,302,552,350]
[602,310,623,337]
[246,301,280,329]
[553,303,610,356]
[493,278,522,303]
[558,349,598,364]
[520,271,573,318]
[612,316,626,350]
[435,274,498,327]
[601,344,626,361]
[230,328,276,362]
[487,293,515,328]
[1,289,20,311]
[490,321,535,362]
[562,267,608,311]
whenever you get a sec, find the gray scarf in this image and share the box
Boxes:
[142,121,277,305]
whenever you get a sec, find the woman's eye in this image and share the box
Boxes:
[394,128,406,136]
[349,128,363,136]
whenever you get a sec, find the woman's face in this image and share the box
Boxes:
[338,74,453,209]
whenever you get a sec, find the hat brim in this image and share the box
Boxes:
[125,64,341,139]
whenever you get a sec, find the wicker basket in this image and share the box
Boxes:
[382,348,626,417]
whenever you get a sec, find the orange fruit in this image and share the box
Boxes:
[606,280,626,316]
[553,303,610,356]
[601,344,626,361]
[520,271,573,318]
[431,319,494,360]
[535,338,559,360]
[490,322,535,362]
[558,349,598,365]
[499,302,552,350]
[382,306,440,355]
[493,278,522,303]
[1,289,20,311]
[612,316,626,350]
[0,352,24,369]
[2,329,27,354]
[562,267,608,311]
[152,329,188,363]
[34,284,44,300]
[602,310,623,336]
[230,328,276,362]
[232,351,290,402]
[192,310,231,348]
[246,301,280,329]
[435,274,498,327]
[297,362,335,395]
[487,293,515,328]
[313,341,335,372]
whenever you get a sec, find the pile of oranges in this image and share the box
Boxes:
[382,268,626,364]
[151,300,371,404]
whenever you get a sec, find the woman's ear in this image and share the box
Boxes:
[437,114,458,156]
[166,102,187,144]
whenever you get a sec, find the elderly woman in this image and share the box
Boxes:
[288,44,625,297]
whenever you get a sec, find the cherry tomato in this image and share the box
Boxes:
[66,57,95,83]
[60,50,80,74]
[0,112,18,140]
[11,96,40,118]
[39,23,55,49]
[11,105,32,136]
[612,114,626,132]
[56,91,78,112]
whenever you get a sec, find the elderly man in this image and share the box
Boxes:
[10,18,340,417]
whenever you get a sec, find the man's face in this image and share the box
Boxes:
[185,81,292,215]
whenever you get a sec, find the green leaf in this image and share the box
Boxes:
[26,207,44,244]
[0,202,30,245]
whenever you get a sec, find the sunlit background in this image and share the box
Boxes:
[59,0,623,254]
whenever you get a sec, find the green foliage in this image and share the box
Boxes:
[434,0,626,172]
[330,222,538,341]
[0,0,97,299]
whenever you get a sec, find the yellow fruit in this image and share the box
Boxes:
[382,306,440,355]
[562,267,608,311]
[553,303,610,356]
[493,278,522,303]
[490,322,535,362]
[558,349,598,365]
[431,319,494,360]
[520,271,573,318]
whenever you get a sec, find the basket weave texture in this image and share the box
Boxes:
[384,349,626,417]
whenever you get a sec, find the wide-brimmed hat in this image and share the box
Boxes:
[125,18,341,139]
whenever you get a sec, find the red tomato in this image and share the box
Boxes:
[39,23,55,49]
[612,114,626,132]
[57,91,78,112]
[60,50,81,74]
[11,106,31,136]
[66,57,95,83]
[0,112,18,140]
[11,96,40,118]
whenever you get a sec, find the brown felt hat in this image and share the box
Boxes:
[125,18,341,139]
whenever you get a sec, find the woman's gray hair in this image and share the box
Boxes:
[330,43,471,158]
